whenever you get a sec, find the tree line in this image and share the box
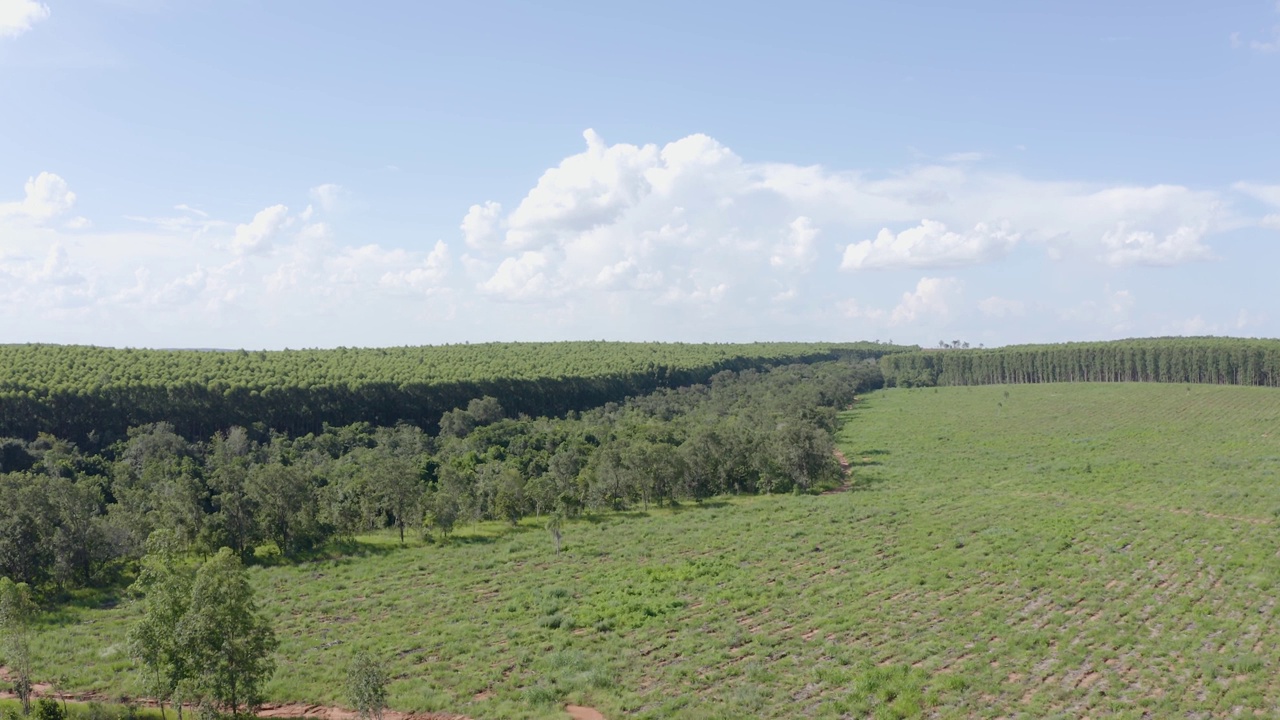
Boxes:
[880,337,1280,388]
[0,359,884,594]
[0,341,912,444]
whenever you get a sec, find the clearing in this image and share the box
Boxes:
[30,382,1280,718]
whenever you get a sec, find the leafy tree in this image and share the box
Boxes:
[203,450,259,559]
[0,475,54,587]
[247,462,326,556]
[32,699,63,720]
[350,426,429,544]
[177,548,278,717]
[344,652,389,720]
[127,530,194,720]
[48,477,112,587]
[546,511,565,554]
[0,577,37,715]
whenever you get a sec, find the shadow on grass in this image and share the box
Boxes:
[581,510,652,524]
[39,585,133,628]
[248,537,403,568]
[848,472,891,492]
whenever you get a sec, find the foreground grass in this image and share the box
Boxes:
[30,383,1280,718]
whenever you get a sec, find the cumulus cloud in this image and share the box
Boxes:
[0,0,49,38]
[770,217,819,270]
[381,240,451,291]
[1098,224,1214,266]
[838,277,962,327]
[0,130,1267,347]
[460,130,1229,320]
[480,251,550,300]
[0,172,77,223]
[841,219,1020,270]
[231,204,289,255]
[890,277,962,325]
[461,201,502,249]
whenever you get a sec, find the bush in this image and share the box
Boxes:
[34,699,65,720]
[345,652,389,720]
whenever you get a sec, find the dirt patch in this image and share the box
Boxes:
[822,450,853,494]
[0,674,470,720]
[257,704,469,720]
[565,705,606,720]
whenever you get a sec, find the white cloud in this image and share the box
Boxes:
[890,276,962,325]
[0,131,1270,348]
[380,240,451,291]
[1233,4,1280,53]
[770,216,819,270]
[461,201,502,249]
[480,251,549,300]
[309,184,344,212]
[231,204,289,255]
[1098,224,1214,266]
[0,172,77,223]
[1250,28,1280,53]
[1061,286,1135,334]
[838,299,886,322]
[841,219,1020,270]
[837,277,962,327]
[0,0,49,38]
[978,296,1026,318]
[1234,182,1280,208]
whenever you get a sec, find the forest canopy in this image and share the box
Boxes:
[880,337,1280,388]
[0,359,885,593]
[0,341,913,443]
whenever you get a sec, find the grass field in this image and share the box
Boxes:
[30,383,1280,718]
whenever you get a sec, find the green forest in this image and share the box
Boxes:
[880,337,1280,388]
[0,358,883,594]
[0,342,909,443]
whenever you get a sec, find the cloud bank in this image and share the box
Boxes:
[0,130,1271,348]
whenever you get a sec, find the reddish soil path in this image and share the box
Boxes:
[256,703,469,720]
[822,449,853,494]
[0,674,470,720]
[565,706,606,720]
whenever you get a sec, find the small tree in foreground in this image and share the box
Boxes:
[128,530,194,720]
[177,548,278,718]
[546,511,564,554]
[345,652,389,720]
[0,577,36,715]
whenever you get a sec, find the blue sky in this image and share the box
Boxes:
[1,0,1278,349]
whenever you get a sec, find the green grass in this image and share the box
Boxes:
[28,383,1280,718]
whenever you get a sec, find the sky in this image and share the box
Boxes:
[1,1,1278,350]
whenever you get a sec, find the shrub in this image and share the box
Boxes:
[34,699,65,720]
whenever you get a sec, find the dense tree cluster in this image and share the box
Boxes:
[881,337,1280,388]
[0,341,912,443]
[0,360,883,593]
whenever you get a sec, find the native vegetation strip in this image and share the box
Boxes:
[880,336,1280,388]
[0,360,882,595]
